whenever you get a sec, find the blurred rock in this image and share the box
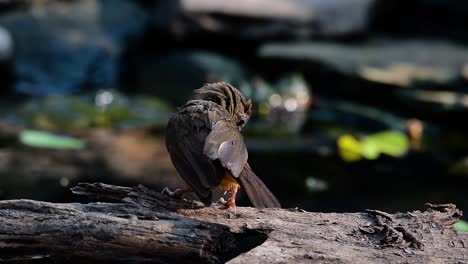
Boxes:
[0,26,12,61]
[0,0,148,96]
[133,50,250,106]
[0,25,13,96]
[260,39,468,87]
[153,0,375,39]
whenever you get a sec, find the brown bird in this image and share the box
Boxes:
[164,82,280,208]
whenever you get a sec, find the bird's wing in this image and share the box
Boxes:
[203,120,248,177]
[165,112,224,204]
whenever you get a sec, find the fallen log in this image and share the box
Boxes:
[0,183,466,263]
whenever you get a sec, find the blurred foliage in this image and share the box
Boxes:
[4,91,173,131]
[454,220,468,232]
[338,135,361,162]
[20,130,85,149]
[338,131,409,162]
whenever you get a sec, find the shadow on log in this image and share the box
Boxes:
[0,182,466,263]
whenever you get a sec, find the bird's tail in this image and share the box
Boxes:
[239,163,281,208]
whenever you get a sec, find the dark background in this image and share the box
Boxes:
[0,0,467,225]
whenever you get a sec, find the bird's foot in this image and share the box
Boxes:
[216,197,236,210]
[217,197,227,205]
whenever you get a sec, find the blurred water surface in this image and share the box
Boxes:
[0,0,467,219]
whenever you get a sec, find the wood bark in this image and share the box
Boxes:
[0,182,466,263]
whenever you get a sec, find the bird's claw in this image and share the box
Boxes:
[161,187,174,196]
[162,187,196,208]
[217,197,227,205]
[161,187,188,198]
[216,197,236,212]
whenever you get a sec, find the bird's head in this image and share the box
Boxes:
[193,82,252,130]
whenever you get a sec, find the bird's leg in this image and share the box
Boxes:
[217,186,238,210]
[225,186,238,209]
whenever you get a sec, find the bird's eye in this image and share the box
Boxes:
[237,120,245,128]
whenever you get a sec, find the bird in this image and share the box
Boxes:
[163,82,281,209]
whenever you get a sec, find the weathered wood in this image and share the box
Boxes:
[0,200,233,263]
[0,182,466,263]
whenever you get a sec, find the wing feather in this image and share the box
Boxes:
[203,120,248,177]
[165,113,224,204]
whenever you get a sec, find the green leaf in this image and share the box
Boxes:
[337,134,361,162]
[359,139,380,160]
[20,130,86,149]
[364,131,409,157]
[337,131,409,162]
[454,220,468,232]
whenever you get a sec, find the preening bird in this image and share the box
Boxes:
[164,82,281,208]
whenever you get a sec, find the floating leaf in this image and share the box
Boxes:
[454,220,468,232]
[364,131,409,157]
[359,139,380,160]
[20,130,86,149]
[338,131,409,162]
[337,134,361,162]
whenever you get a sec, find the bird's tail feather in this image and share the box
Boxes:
[239,163,281,208]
